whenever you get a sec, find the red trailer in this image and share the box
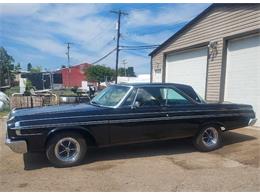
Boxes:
[61,63,91,88]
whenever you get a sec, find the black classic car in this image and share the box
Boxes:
[5,83,257,167]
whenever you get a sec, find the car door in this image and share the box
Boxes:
[109,87,166,144]
[158,87,199,139]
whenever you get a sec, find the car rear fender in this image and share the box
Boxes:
[198,120,226,132]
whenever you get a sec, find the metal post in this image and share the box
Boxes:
[111,10,128,84]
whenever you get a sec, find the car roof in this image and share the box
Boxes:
[117,82,193,88]
[117,82,203,103]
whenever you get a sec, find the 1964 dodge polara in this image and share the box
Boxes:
[5,83,257,167]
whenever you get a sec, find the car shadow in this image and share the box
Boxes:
[23,131,256,170]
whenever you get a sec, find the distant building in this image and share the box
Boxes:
[61,63,91,88]
[21,72,62,90]
[117,74,150,84]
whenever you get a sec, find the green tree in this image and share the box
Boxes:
[24,80,34,96]
[118,67,126,76]
[30,66,42,73]
[85,65,115,84]
[14,63,21,73]
[0,47,15,87]
[118,67,136,77]
[27,63,32,72]
[127,67,136,77]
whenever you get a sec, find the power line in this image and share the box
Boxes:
[87,20,114,42]
[119,44,160,50]
[110,10,128,84]
[100,39,116,50]
[120,44,160,48]
[121,48,149,58]
[92,48,117,65]
[120,47,158,50]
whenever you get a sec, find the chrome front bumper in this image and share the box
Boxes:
[5,138,27,153]
[248,118,257,126]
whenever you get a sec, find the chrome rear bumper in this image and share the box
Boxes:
[248,118,257,126]
[5,138,27,153]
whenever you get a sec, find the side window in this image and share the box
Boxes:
[160,88,190,105]
[135,87,161,107]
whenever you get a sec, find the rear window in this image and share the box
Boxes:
[173,85,204,103]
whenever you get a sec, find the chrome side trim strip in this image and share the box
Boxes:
[18,108,253,124]
[16,129,43,136]
[12,112,250,130]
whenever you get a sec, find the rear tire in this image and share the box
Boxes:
[193,125,222,152]
[46,132,87,167]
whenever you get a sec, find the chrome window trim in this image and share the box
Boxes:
[131,87,140,108]
[90,85,133,109]
[115,86,134,108]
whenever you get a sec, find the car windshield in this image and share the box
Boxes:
[90,85,131,107]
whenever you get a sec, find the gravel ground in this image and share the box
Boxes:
[0,117,259,191]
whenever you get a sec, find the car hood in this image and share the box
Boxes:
[11,103,99,117]
[8,103,109,128]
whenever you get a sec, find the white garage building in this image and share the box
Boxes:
[150,4,260,126]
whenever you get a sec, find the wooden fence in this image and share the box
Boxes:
[11,95,58,109]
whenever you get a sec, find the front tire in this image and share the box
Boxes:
[193,125,222,152]
[46,132,87,167]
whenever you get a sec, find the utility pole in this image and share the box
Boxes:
[65,42,73,67]
[122,59,127,77]
[111,10,128,84]
[65,42,73,88]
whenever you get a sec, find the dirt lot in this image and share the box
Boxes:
[0,117,259,191]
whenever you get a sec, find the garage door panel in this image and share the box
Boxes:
[225,34,260,126]
[166,47,207,97]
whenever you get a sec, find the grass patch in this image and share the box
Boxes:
[0,107,10,118]
[52,89,77,96]
[4,86,20,97]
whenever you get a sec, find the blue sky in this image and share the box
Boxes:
[0,3,210,74]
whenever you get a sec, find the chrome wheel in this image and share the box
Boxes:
[202,127,218,147]
[54,137,80,162]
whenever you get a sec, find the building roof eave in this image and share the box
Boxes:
[149,3,216,57]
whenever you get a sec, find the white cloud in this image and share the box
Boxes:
[37,4,106,23]
[127,4,209,27]
[0,4,43,16]
[2,4,117,66]
[1,3,209,74]
[48,16,116,52]
[13,36,66,58]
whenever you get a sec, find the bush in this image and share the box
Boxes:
[71,86,79,94]
[24,80,34,96]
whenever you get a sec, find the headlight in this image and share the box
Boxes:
[8,116,15,121]
[15,121,20,128]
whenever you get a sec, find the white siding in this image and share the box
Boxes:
[225,34,260,126]
[165,47,208,97]
[151,4,260,101]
